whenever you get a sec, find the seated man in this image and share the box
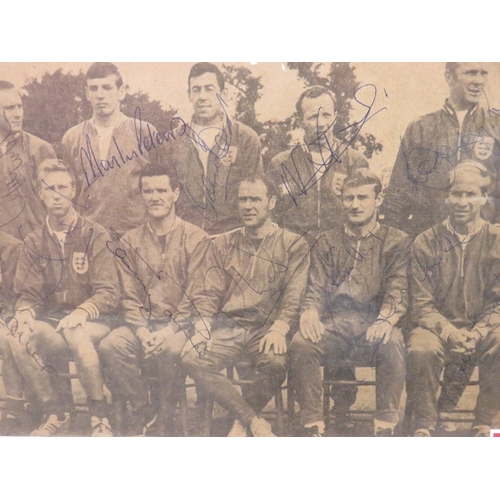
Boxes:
[289,170,410,437]
[99,163,209,436]
[0,230,28,434]
[406,160,500,437]
[179,175,310,436]
[8,159,119,436]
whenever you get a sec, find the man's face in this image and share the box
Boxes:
[86,74,125,118]
[447,171,487,226]
[189,72,223,124]
[300,93,336,144]
[342,183,381,226]
[238,180,276,229]
[141,175,179,220]
[0,89,23,137]
[446,63,488,106]
[39,171,76,218]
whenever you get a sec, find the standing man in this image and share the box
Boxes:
[0,80,57,238]
[382,63,500,238]
[161,62,263,234]
[289,170,410,437]
[406,161,500,437]
[8,159,119,436]
[99,163,210,436]
[62,62,159,236]
[180,175,310,436]
[267,85,369,241]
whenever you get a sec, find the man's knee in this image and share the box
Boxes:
[406,328,444,359]
[377,327,405,357]
[289,331,316,359]
[99,326,139,360]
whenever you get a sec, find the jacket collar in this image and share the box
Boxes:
[443,99,478,120]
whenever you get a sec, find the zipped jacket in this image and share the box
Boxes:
[0,231,22,320]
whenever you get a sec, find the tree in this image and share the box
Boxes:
[21,69,177,157]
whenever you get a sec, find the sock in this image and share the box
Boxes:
[305,421,325,434]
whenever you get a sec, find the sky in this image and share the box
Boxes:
[2,62,500,179]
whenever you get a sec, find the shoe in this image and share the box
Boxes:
[249,417,275,437]
[332,408,355,434]
[375,428,394,437]
[227,420,247,437]
[298,425,323,437]
[31,413,70,436]
[471,425,491,437]
[91,416,113,437]
[144,413,168,437]
[414,428,431,437]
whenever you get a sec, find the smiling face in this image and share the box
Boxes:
[238,179,276,229]
[0,89,23,137]
[189,72,223,126]
[86,74,125,118]
[300,93,336,145]
[39,170,76,219]
[447,169,487,226]
[342,183,382,227]
[141,175,179,220]
[446,63,488,109]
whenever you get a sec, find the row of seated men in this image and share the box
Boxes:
[0,157,499,437]
[0,61,499,436]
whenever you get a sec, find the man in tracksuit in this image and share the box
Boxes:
[0,80,57,238]
[159,62,263,235]
[289,169,410,437]
[180,174,310,436]
[0,230,29,434]
[7,159,119,436]
[99,163,210,435]
[406,160,500,437]
[382,63,500,428]
[62,62,159,236]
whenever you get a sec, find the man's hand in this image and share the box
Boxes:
[259,330,287,355]
[300,310,325,343]
[448,329,477,355]
[56,309,88,332]
[143,326,174,358]
[366,319,394,345]
[180,321,211,358]
[9,310,35,335]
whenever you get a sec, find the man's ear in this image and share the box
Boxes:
[445,69,454,87]
[85,86,89,101]
[480,191,488,206]
[268,195,277,211]
[375,191,384,208]
[173,187,180,203]
[117,84,128,102]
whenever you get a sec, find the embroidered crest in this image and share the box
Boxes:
[219,146,238,167]
[72,252,89,274]
[474,137,494,161]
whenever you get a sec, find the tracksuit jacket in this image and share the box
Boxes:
[160,118,263,234]
[267,142,369,240]
[113,216,209,330]
[409,219,500,338]
[302,223,411,335]
[382,101,500,237]
[184,223,310,334]
[62,114,159,236]
[0,231,22,320]
[14,213,119,321]
[0,131,56,238]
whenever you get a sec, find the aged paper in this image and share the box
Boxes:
[1,62,499,438]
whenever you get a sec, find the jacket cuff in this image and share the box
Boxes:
[77,302,100,321]
[269,319,290,337]
[440,324,457,343]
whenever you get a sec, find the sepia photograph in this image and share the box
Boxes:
[1,60,500,440]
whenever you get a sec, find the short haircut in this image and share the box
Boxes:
[239,174,279,200]
[342,169,382,197]
[0,80,15,91]
[451,160,491,195]
[86,62,123,88]
[188,62,225,92]
[296,85,336,121]
[37,159,76,189]
[139,162,180,193]
[445,62,460,77]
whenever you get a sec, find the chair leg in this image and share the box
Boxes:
[179,387,188,437]
[275,390,285,436]
[200,396,214,437]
